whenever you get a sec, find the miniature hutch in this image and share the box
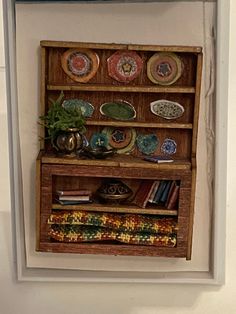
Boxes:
[36,40,202,260]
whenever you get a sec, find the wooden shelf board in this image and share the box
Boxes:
[51,203,178,216]
[41,153,191,170]
[38,242,186,257]
[47,84,196,94]
[41,40,202,53]
[86,120,193,129]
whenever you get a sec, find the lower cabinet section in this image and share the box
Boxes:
[37,156,194,259]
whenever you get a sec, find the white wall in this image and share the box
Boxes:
[1,1,236,314]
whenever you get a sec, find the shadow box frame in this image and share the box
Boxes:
[2,0,228,284]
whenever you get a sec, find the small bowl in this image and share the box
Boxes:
[81,146,116,159]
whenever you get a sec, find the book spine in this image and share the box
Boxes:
[148,181,160,203]
[133,181,155,208]
[166,185,180,209]
[56,190,92,196]
[165,181,176,207]
[152,181,167,204]
[160,180,172,204]
[59,195,91,201]
[142,181,158,208]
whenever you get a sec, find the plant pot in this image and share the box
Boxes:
[54,128,83,156]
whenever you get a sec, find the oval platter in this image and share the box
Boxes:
[107,50,143,83]
[61,48,99,83]
[62,99,94,118]
[100,101,136,121]
[150,99,184,120]
[147,52,183,86]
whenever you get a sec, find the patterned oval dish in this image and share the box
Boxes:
[147,52,183,86]
[61,48,99,83]
[100,101,136,121]
[62,99,94,118]
[161,138,177,155]
[107,50,143,83]
[136,134,159,155]
[150,99,184,120]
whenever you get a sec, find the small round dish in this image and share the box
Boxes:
[136,134,159,155]
[62,99,94,118]
[107,50,143,83]
[150,99,184,120]
[81,146,116,159]
[161,138,177,155]
[90,133,108,150]
[147,52,183,85]
[61,48,99,83]
[100,100,136,121]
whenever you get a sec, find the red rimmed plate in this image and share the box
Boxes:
[107,50,143,83]
[147,52,183,85]
[61,48,99,83]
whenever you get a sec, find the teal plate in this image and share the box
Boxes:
[62,99,94,118]
[136,134,159,155]
[100,101,136,121]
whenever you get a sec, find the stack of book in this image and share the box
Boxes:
[56,189,92,205]
[133,180,180,209]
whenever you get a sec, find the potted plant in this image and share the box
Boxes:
[39,91,86,155]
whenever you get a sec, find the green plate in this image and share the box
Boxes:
[100,101,136,121]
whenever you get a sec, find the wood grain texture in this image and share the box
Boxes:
[41,40,202,53]
[41,153,192,170]
[51,203,178,216]
[40,47,46,150]
[47,84,196,93]
[192,53,203,156]
[186,165,197,260]
[36,157,41,250]
[37,242,187,258]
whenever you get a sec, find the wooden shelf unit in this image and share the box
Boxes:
[37,41,202,259]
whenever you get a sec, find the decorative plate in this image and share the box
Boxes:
[147,52,183,85]
[90,133,108,150]
[61,48,99,83]
[107,50,143,83]
[161,138,177,155]
[100,101,136,121]
[62,99,94,118]
[136,134,159,155]
[102,127,136,154]
[150,99,184,120]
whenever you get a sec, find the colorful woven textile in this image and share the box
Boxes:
[49,225,177,247]
[48,211,178,234]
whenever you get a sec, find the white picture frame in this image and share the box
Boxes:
[3,0,228,284]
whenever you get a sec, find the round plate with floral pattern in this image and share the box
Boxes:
[161,138,177,155]
[107,50,143,83]
[136,134,159,155]
[147,52,183,85]
[150,99,184,120]
[61,49,99,83]
[102,127,136,154]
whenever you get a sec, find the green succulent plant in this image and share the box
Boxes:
[39,91,86,148]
